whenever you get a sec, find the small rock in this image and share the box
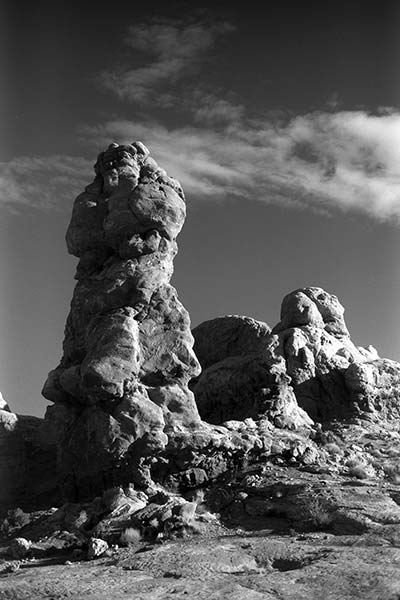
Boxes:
[9,537,31,559]
[87,537,109,560]
[3,561,20,573]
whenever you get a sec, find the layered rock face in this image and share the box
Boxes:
[42,142,202,499]
[192,287,400,425]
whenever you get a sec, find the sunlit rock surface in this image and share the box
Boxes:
[192,287,400,425]
[42,143,202,499]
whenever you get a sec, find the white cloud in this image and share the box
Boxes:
[2,111,400,223]
[5,17,400,223]
[99,19,234,104]
[0,156,91,212]
[83,110,400,222]
[190,91,245,126]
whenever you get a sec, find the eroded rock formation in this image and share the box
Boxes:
[192,287,400,425]
[42,142,203,499]
[3,144,400,598]
[37,139,400,507]
[191,315,312,429]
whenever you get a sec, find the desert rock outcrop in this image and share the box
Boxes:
[192,287,400,425]
[191,315,311,429]
[42,142,202,499]
[2,144,400,600]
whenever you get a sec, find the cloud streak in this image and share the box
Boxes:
[0,156,91,212]
[93,18,400,223]
[2,110,400,222]
[3,18,400,223]
[82,110,400,223]
[100,19,234,104]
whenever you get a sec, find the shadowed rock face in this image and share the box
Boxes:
[42,142,202,499]
[0,401,58,510]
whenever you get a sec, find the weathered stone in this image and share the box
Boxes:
[270,288,388,422]
[345,358,400,419]
[191,315,313,429]
[193,353,312,429]
[87,537,109,560]
[42,143,202,500]
[9,537,31,559]
[192,315,271,370]
[92,486,149,541]
[272,287,349,337]
[192,287,400,427]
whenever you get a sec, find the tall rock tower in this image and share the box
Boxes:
[43,142,202,499]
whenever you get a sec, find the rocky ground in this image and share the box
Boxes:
[1,416,400,600]
[1,527,400,600]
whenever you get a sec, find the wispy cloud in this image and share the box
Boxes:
[99,19,234,104]
[0,156,91,212]
[3,17,400,223]
[3,112,400,221]
[82,110,400,222]
[190,91,245,126]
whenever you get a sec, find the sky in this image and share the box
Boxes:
[2,0,400,417]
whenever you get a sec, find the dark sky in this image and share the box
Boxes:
[2,1,400,416]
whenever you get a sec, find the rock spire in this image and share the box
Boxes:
[42,142,202,498]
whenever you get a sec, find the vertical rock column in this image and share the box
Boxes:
[43,142,202,500]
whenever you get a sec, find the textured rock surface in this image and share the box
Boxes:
[42,142,202,500]
[191,315,312,429]
[192,287,399,426]
[270,287,383,422]
[38,146,330,506]
[3,140,400,599]
[2,270,400,600]
[9,537,31,559]
[345,358,400,419]
[3,419,400,600]
[1,534,400,600]
[87,537,109,560]
[192,315,272,370]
